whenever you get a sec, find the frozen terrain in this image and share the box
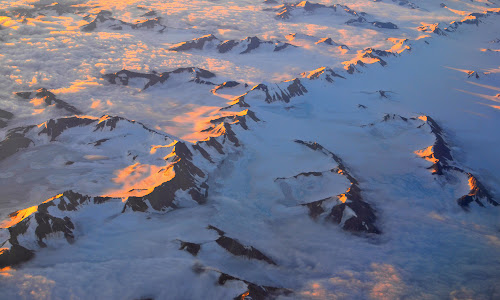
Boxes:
[0,0,500,299]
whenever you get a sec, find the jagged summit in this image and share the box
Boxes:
[15,88,82,115]
[81,10,166,32]
[370,114,498,210]
[290,140,380,234]
[275,1,365,20]
[0,107,256,268]
[1,0,500,298]
[103,67,216,90]
[274,1,399,30]
[169,34,295,54]
[418,23,447,36]
[301,67,345,82]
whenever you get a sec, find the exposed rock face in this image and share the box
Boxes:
[346,17,398,29]
[0,244,34,269]
[443,167,499,209]
[445,9,500,32]
[0,108,253,268]
[216,40,239,53]
[225,78,308,109]
[141,10,156,17]
[215,272,292,300]
[315,37,349,51]
[207,225,226,236]
[387,38,412,54]
[170,34,218,51]
[123,107,253,212]
[274,2,398,30]
[179,241,201,256]
[231,36,265,54]
[216,236,277,265]
[0,109,13,128]
[81,10,166,33]
[0,2,88,18]
[275,1,364,20]
[390,0,418,9]
[203,110,260,131]
[413,116,498,209]
[418,23,447,36]
[301,67,346,83]
[293,140,380,234]
[208,226,276,265]
[170,35,295,54]
[342,47,396,73]
[0,128,34,161]
[212,81,242,93]
[467,71,480,79]
[40,117,97,141]
[0,191,111,268]
[15,88,82,115]
[0,114,167,162]
[370,21,398,29]
[123,141,209,212]
[103,68,216,90]
[315,37,334,45]
[251,79,308,103]
[375,115,498,210]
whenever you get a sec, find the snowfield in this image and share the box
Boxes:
[0,0,500,299]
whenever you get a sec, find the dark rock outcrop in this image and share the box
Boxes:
[170,35,295,54]
[371,21,398,29]
[170,34,218,51]
[39,117,96,141]
[216,236,276,265]
[203,110,260,132]
[0,109,13,120]
[252,79,308,103]
[0,244,34,269]
[0,129,34,161]
[445,9,500,32]
[294,140,380,234]
[207,226,276,265]
[417,23,447,36]
[379,115,499,210]
[390,0,418,9]
[0,2,88,19]
[0,115,166,161]
[0,109,248,268]
[224,78,307,109]
[15,88,82,115]
[103,67,216,90]
[123,142,208,212]
[212,81,242,93]
[81,10,166,33]
[443,167,499,209]
[315,37,349,50]
[0,109,13,128]
[275,1,364,20]
[179,241,201,256]
[0,191,112,268]
[121,108,249,212]
[342,47,395,73]
[301,67,345,83]
[217,272,292,300]
[467,71,480,79]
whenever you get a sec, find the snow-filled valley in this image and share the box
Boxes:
[0,0,500,299]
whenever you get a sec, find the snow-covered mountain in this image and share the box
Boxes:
[1,0,500,299]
